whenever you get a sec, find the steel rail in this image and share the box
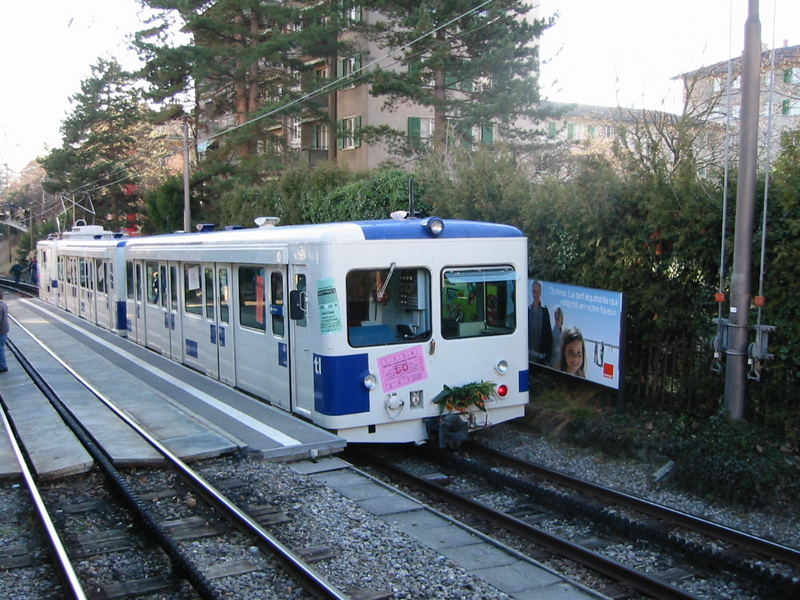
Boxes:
[10,316,351,600]
[466,442,800,570]
[0,396,87,600]
[347,447,698,600]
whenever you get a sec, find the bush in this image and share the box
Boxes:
[662,412,794,506]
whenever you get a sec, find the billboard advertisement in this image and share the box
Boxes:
[528,280,625,390]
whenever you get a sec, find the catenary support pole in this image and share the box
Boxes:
[724,0,761,420]
[182,118,191,233]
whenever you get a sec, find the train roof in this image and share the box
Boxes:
[38,218,525,252]
[120,218,524,248]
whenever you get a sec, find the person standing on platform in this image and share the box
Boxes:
[0,289,9,373]
[11,262,22,285]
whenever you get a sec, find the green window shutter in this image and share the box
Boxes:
[408,117,421,147]
[355,6,362,22]
[337,58,344,79]
[445,73,457,90]
[548,121,557,138]
[337,120,344,149]
[783,100,790,116]
[784,69,791,84]
[481,124,493,145]
[354,116,362,148]
[567,122,575,139]
[354,54,362,76]
[461,78,473,92]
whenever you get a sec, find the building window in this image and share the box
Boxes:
[312,124,328,150]
[286,117,301,149]
[338,116,361,150]
[338,55,362,88]
[587,124,596,138]
[408,116,434,148]
[783,99,800,116]
[783,68,800,85]
[603,125,616,138]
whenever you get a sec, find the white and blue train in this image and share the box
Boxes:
[37,216,529,444]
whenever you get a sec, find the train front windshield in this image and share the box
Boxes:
[441,267,516,339]
[345,265,517,347]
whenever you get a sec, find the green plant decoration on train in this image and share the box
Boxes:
[432,381,498,414]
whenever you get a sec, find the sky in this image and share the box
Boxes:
[1,0,799,177]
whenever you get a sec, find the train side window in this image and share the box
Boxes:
[346,267,431,347]
[441,266,517,339]
[204,266,215,320]
[160,265,168,309]
[238,265,266,332]
[184,264,203,316]
[97,259,106,294]
[146,262,160,305]
[218,268,229,324]
[126,262,134,300]
[169,266,178,312]
[80,258,89,289]
[270,272,284,337]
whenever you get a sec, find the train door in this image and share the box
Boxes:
[167,263,183,362]
[126,261,144,345]
[143,260,169,354]
[181,262,224,379]
[288,267,314,417]
[95,258,110,330]
[214,264,236,385]
[80,258,97,324]
[66,257,79,314]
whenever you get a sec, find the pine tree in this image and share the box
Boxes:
[360,0,551,155]
[134,0,351,173]
[41,59,157,229]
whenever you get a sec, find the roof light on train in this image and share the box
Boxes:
[421,217,445,237]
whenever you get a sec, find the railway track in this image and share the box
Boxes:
[346,443,800,600]
[0,320,357,600]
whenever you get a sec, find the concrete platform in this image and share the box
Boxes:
[297,461,609,600]
[0,297,345,479]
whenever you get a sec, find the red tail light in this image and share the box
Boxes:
[497,384,508,397]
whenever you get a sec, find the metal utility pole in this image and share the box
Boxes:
[182,118,192,232]
[724,0,761,420]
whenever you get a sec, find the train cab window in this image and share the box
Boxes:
[270,272,284,337]
[239,266,266,332]
[346,267,431,347]
[441,266,517,339]
[218,268,229,324]
[184,264,203,316]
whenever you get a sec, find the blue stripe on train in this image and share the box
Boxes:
[313,353,370,416]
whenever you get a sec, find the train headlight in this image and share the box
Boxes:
[422,217,445,237]
[494,359,509,375]
[497,384,509,398]
[362,372,377,390]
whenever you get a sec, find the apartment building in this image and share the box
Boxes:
[196,3,540,172]
[678,43,800,159]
